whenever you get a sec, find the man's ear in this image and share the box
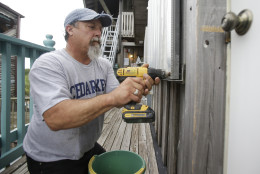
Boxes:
[66,25,74,36]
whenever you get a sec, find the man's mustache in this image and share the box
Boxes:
[90,37,102,44]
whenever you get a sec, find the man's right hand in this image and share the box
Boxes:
[108,77,146,107]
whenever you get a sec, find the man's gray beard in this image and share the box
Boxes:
[88,44,101,60]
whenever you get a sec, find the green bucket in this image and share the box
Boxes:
[88,150,146,174]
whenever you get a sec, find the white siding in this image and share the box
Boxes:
[144,0,171,72]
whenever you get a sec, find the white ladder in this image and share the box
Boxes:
[101,16,120,66]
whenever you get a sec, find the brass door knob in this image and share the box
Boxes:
[221,9,253,35]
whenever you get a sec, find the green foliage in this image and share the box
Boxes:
[25,69,30,96]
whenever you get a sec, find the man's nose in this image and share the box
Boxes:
[95,29,102,37]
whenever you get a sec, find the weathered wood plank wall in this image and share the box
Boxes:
[152,0,227,173]
[161,81,169,165]
[178,0,226,173]
[153,81,181,174]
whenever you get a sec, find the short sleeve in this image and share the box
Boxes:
[101,59,119,93]
[29,55,71,119]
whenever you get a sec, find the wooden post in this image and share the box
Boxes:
[177,0,227,173]
[1,42,12,154]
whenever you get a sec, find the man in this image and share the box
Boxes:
[23,8,160,174]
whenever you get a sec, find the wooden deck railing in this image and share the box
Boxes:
[0,33,54,170]
[121,12,134,37]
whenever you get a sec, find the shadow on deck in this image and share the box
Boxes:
[1,107,159,174]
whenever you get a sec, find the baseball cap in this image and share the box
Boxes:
[64,8,112,28]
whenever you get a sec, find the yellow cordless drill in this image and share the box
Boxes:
[116,67,170,123]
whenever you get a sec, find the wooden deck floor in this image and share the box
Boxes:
[1,107,159,174]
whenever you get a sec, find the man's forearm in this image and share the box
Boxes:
[43,93,115,131]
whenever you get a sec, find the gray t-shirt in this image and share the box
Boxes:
[23,48,119,162]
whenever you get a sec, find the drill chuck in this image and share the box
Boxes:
[147,68,169,80]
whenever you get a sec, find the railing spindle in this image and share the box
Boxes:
[17,46,26,144]
[29,49,38,120]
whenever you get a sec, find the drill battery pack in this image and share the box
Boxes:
[122,103,155,123]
